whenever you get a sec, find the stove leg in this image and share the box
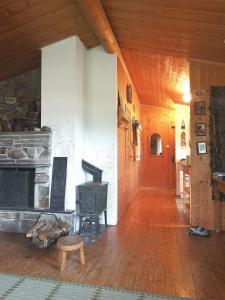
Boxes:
[104,210,108,227]
[95,215,100,235]
[77,215,83,235]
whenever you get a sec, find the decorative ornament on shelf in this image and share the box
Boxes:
[180,131,186,147]
[132,119,140,145]
[117,91,129,127]
[180,119,186,147]
[126,84,132,103]
[132,118,142,161]
[181,119,185,130]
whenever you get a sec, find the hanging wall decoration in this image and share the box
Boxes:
[180,119,186,146]
[117,91,129,128]
[195,101,206,115]
[197,142,207,154]
[196,123,206,136]
[126,84,132,103]
[132,119,140,145]
[194,89,207,98]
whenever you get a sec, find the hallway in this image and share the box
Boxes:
[0,189,225,299]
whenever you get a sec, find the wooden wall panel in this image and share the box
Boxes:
[117,58,140,220]
[140,105,175,188]
[118,124,127,221]
[190,59,225,230]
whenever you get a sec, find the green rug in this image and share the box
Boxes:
[0,273,193,300]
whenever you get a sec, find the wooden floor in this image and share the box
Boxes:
[1,188,225,300]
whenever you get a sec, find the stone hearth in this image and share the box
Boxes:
[0,210,74,233]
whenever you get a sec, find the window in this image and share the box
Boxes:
[150,134,162,156]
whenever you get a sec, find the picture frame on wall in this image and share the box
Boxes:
[195,101,206,115]
[196,123,206,136]
[197,142,207,154]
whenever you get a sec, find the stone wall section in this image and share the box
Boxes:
[0,68,41,131]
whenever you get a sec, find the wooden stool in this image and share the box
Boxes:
[57,236,85,271]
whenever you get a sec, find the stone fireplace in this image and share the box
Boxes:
[0,130,51,210]
[0,130,74,233]
[0,37,119,233]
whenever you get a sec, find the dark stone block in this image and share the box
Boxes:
[20,219,37,233]
[34,174,49,183]
[0,211,17,220]
[37,186,49,200]
[38,198,49,209]
[22,141,50,147]
[35,167,49,174]
[21,212,40,220]
[3,139,14,147]
[0,221,18,232]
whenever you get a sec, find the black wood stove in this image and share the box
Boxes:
[76,160,108,235]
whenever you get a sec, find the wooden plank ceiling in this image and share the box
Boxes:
[101,0,225,62]
[101,0,225,107]
[1,0,225,107]
[122,49,189,108]
[0,0,98,80]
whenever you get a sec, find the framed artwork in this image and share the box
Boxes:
[196,123,206,136]
[195,101,205,115]
[197,142,207,154]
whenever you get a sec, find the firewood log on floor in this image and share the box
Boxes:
[26,213,70,249]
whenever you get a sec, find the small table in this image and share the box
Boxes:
[57,236,85,271]
[176,162,191,198]
[213,177,225,232]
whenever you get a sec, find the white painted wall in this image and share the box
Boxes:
[175,104,190,161]
[41,37,86,210]
[41,39,118,225]
[84,46,118,225]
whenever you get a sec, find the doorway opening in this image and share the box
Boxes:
[140,103,190,223]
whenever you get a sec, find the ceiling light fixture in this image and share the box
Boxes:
[182,92,192,103]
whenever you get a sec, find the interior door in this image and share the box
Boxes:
[118,116,132,221]
[118,125,127,220]
[140,105,175,188]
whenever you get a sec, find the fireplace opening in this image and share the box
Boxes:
[0,168,35,210]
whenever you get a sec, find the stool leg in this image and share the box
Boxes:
[58,251,62,265]
[60,251,67,271]
[80,245,85,265]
